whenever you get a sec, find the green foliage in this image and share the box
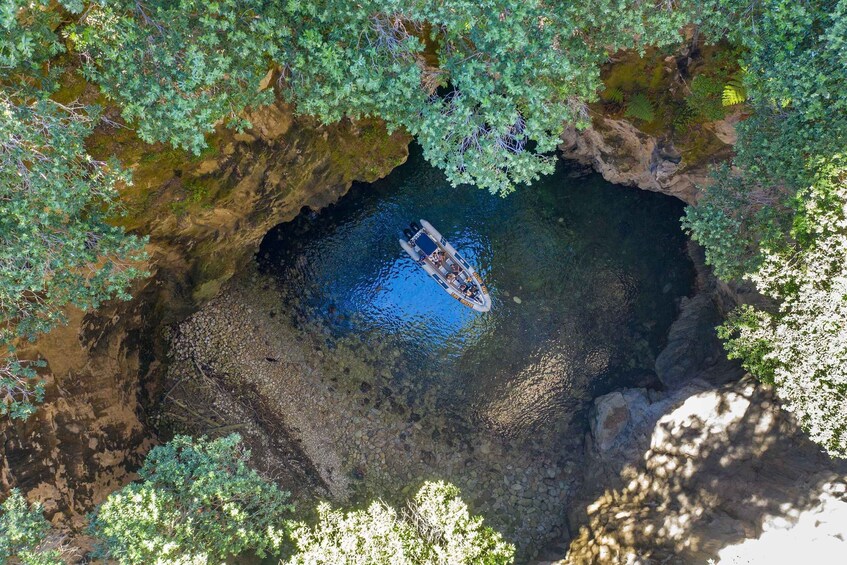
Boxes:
[671,101,695,132]
[686,0,847,278]
[718,158,847,458]
[409,481,515,564]
[722,78,746,106]
[602,87,624,104]
[624,93,655,122]
[682,166,789,281]
[717,305,777,384]
[76,0,726,194]
[71,0,290,155]
[288,481,514,565]
[0,489,63,565]
[90,434,292,564]
[0,1,78,76]
[732,0,847,193]
[683,1,847,457]
[686,75,725,121]
[0,96,147,419]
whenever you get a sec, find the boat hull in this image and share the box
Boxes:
[399,219,492,312]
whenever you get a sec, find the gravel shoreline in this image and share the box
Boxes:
[164,271,585,559]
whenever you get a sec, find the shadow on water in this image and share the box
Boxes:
[257,145,695,448]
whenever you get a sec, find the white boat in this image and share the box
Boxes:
[399,219,492,313]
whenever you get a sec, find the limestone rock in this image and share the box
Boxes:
[591,392,631,453]
[559,116,730,205]
[566,379,847,564]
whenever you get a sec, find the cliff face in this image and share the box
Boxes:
[559,112,738,205]
[0,102,409,524]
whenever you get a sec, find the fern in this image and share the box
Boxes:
[672,102,695,132]
[722,79,747,106]
[625,92,655,122]
[602,86,624,104]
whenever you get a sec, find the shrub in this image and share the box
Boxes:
[0,489,63,565]
[624,93,655,122]
[287,481,515,565]
[90,434,292,564]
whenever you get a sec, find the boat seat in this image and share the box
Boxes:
[415,233,438,256]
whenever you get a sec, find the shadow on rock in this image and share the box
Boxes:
[564,378,847,564]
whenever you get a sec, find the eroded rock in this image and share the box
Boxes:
[559,116,733,204]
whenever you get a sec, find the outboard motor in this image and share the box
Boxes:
[403,228,414,241]
[410,221,422,232]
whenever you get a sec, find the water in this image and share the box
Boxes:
[258,146,693,444]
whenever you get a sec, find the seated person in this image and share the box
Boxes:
[446,272,457,285]
[451,262,461,274]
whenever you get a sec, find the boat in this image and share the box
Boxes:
[399,219,492,313]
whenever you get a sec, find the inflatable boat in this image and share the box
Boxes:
[399,220,492,313]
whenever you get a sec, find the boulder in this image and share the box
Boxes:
[591,392,631,453]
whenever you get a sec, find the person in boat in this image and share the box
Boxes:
[446,272,457,285]
[451,261,461,275]
[464,284,478,298]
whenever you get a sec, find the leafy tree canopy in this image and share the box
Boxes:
[718,157,847,458]
[0,489,63,565]
[1,0,76,76]
[288,480,515,564]
[0,1,146,419]
[90,434,293,564]
[74,0,731,194]
[23,433,512,564]
[685,0,847,278]
[70,0,290,154]
[684,0,847,457]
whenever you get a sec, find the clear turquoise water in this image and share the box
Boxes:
[258,146,693,442]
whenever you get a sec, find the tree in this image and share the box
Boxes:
[89,434,293,564]
[0,489,64,565]
[684,0,847,279]
[718,157,847,458]
[75,0,726,194]
[1,1,147,419]
[0,95,146,419]
[1,0,76,75]
[70,0,290,154]
[287,481,515,565]
[683,0,847,456]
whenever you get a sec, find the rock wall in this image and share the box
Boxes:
[0,102,409,525]
[559,114,739,205]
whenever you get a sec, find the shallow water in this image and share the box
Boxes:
[258,146,693,445]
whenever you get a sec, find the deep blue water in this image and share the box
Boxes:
[258,146,693,439]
